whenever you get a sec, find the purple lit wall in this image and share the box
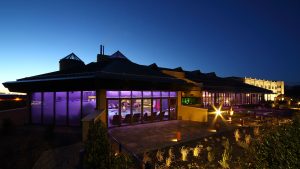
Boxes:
[31,92,42,124]
[55,92,67,125]
[68,91,81,126]
[43,92,54,124]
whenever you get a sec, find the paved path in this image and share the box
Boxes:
[109,120,231,155]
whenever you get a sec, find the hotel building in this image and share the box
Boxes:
[3,47,271,132]
[244,77,284,101]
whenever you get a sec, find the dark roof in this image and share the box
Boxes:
[4,52,194,92]
[184,71,272,93]
[156,65,271,93]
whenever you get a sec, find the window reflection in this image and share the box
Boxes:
[55,92,67,125]
[43,92,54,125]
[108,99,120,127]
[31,92,42,124]
[121,99,131,125]
[132,99,141,124]
[143,99,151,122]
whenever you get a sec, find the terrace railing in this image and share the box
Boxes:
[108,133,146,168]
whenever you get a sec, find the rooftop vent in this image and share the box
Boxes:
[97,45,111,62]
[59,53,85,71]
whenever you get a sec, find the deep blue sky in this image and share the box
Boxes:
[1,0,300,93]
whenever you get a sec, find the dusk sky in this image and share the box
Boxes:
[1,0,299,93]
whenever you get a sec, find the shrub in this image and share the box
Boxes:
[83,120,134,169]
[111,153,133,169]
[84,121,111,169]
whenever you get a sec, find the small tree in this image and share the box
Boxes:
[84,120,111,169]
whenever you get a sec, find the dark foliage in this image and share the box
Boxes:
[248,115,300,169]
[84,121,111,169]
[83,120,135,169]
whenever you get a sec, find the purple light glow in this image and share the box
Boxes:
[161,91,169,97]
[68,91,81,126]
[31,92,42,124]
[55,92,67,125]
[143,91,152,98]
[120,91,131,98]
[82,91,96,117]
[170,91,177,97]
[152,91,161,97]
[43,92,54,124]
[106,91,119,98]
[132,91,142,98]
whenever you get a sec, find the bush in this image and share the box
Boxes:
[84,121,111,169]
[111,153,134,169]
[248,116,300,169]
[83,120,135,169]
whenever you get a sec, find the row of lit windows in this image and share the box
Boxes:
[106,91,177,98]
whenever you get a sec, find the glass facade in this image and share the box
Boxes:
[31,91,96,126]
[82,91,96,117]
[55,92,67,125]
[43,92,54,125]
[31,92,42,124]
[202,91,263,107]
[68,91,81,126]
[107,90,177,127]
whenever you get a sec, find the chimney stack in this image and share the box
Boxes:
[97,45,105,62]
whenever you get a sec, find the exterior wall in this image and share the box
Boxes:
[98,89,107,125]
[182,90,202,97]
[244,77,284,101]
[179,106,208,122]
[177,91,208,122]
